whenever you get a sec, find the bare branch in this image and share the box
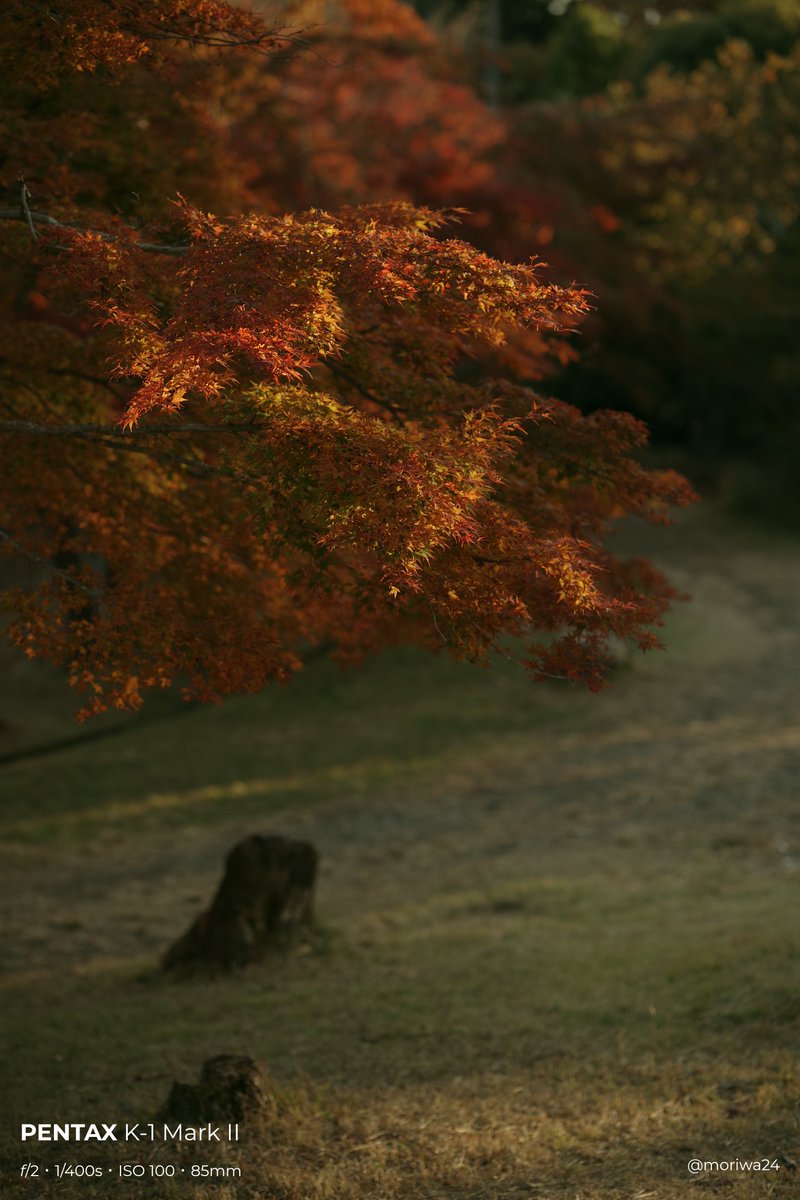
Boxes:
[0,418,262,438]
[0,209,188,255]
[325,361,407,426]
[0,419,239,476]
[125,25,301,53]
[0,359,128,401]
[0,527,100,597]
[18,177,37,242]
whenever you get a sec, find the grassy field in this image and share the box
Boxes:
[1,506,799,1198]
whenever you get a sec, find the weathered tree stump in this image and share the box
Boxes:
[162,834,318,973]
[157,1055,266,1125]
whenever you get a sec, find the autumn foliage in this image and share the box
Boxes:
[0,0,693,717]
[500,16,800,491]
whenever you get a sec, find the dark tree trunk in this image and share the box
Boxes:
[483,0,502,109]
[162,834,318,973]
[157,1055,267,1125]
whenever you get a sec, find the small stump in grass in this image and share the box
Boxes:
[157,1055,266,1125]
[162,834,318,973]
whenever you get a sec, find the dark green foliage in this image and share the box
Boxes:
[638,0,800,76]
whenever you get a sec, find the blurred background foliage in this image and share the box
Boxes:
[398,0,800,520]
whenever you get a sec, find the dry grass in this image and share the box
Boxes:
[1,506,800,1198]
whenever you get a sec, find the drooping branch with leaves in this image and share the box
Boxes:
[0,0,693,718]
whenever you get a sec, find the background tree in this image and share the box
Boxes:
[508,25,800,513]
[406,0,799,516]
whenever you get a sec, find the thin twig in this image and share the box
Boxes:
[0,359,127,401]
[73,433,231,476]
[0,208,188,256]
[18,177,37,242]
[428,602,448,643]
[0,527,100,597]
[0,419,235,476]
[0,418,262,438]
[325,361,406,426]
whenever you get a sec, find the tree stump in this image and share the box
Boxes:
[162,835,318,973]
[157,1055,266,1125]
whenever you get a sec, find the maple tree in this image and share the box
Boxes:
[0,0,693,719]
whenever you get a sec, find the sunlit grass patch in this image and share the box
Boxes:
[2,849,799,1197]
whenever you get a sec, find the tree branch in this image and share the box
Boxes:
[0,527,100,597]
[0,209,188,255]
[0,359,128,401]
[325,361,407,426]
[0,418,262,437]
[18,177,37,242]
[0,419,240,476]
